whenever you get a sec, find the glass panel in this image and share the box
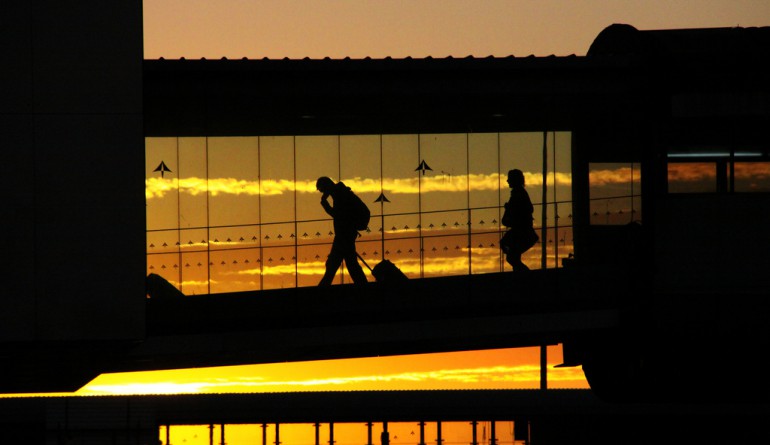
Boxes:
[147,229,180,256]
[521,225,543,270]
[384,237,420,279]
[259,136,295,224]
[667,162,717,193]
[296,135,339,224]
[357,239,383,270]
[146,252,181,289]
[146,137,180,232]
[467,135,504,275]
[259,222,296,247]
[340,135,381,230]
[734,162,770,192]
[179,251,209,296]
[471,230,503,274]
[383,214,420,243]
[589,162,642,225]
[552,132,574,264]
[382,134,419,223]
[297,244,324,287]
[499,132,544,209]
[177,137,208,230]
[208,137,260,227]
[261,245,297,290]
[469,132,502,217]
[423,233,470,278]
[419,133,469,213]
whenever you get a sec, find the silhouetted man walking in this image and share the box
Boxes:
[316,176,368,286]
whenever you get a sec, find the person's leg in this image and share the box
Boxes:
[506,241,529,271]
[319,247,343,286]
[515,253,529,271]
[339,230,367,284]
[505,252,516,268]
[344,251,368,284]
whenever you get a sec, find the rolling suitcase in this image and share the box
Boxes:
[146,273,186,299]
[357,254,409,284]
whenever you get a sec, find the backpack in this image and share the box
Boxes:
[350,191,371,231]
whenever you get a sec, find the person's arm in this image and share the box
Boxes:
[321,193,335,217]
[525,192,534,214]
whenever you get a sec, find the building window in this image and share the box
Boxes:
[667,147,770,193]
[588,163,642,225]
[146,132,572,294]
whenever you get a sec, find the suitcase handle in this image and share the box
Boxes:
[356,252,373,272]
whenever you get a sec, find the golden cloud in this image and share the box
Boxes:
[147,172,573,200]
[588,167,641,186]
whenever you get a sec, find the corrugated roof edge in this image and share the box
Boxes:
[149,54,580,62]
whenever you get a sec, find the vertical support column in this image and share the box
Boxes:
[489,421,496,445]
[221,424,226,445]
[541,130,548,269]
[367,422,373,445]
[380,422,389,445]
[261,424,268,445]
[470,421,478,445]
[315,423,321,445]
[514,420,529,445]
[540,346,547,391]
[540,131,550,392]
[209,424,214,445]
[329,422,335,445]
[436,421,443,445]
[275,423,281,445]
[418,421,426,445]
[165,424,170,445]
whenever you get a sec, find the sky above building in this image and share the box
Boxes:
[143,0,770,59]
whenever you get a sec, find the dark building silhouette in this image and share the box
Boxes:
[2,2,145,393]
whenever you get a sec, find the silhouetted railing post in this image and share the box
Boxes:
[381,422,389,445]
[540,345,547,391]
[261,423,268,445]
[418,421,426,445]
[275,423,280,445]
[470,421,478,445]
[488,421,496,445]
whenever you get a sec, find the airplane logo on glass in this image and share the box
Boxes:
[153,161,172,178]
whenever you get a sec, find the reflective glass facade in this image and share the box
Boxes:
[146,132,572,295]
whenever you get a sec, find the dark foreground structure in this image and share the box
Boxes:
[2,390,769,444]
[2,1,770,442]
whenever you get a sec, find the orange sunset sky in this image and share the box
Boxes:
[6,0,768,402]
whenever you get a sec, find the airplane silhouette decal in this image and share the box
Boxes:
[153,160,172,178]
[415,160,433,175]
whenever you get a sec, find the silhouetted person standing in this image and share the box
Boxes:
[501,169,538,271]
[316,176,368,286]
